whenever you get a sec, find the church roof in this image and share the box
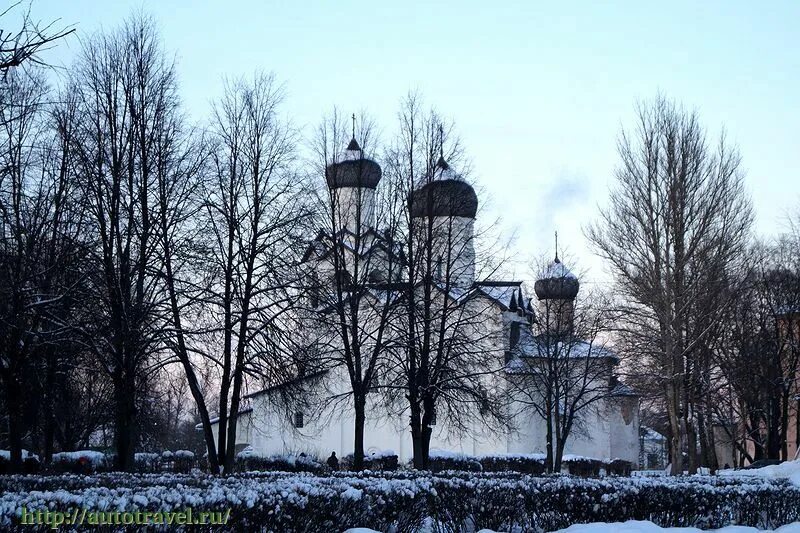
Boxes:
[302,228,404,265]
[610,382,638,397]
[409,155,477,219]
[409,179,478,219]
[534,257,580,300]
[512,337,619,362]
[197,407,253,429]
[473,281,535,317]
[325,138,382,189]
[242,370,329,401]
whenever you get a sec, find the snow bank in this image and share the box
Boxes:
[554,520,800,532]
[719,459,800,487]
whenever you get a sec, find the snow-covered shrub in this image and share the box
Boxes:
[134,453,161,473]
[607,458,633,476]
[172,450,196,473]
[342,450,399,471]
[427,450,483,472]
[561,455,604,477]
[0,450,40,474]
[478,453,546,474]
[235,449,324,473]
[49,450,108,474]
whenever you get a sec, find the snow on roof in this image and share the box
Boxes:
[197,407,253,429]
[515,337,619,361]
[542,258,577,280]
[641,427,666,442]
[473,281,528,311]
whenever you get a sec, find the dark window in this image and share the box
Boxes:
[294,411,304,428]
[335,270,352,289]
[429,409,437,426]
[510,322,521,349]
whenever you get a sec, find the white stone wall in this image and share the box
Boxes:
[413,216,475,289]
[334,187,374,233]
[608,396,641,463]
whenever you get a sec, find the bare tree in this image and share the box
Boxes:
[68,15,177,470]
[304,110,405,470]
[201,72,308,473]
[713,239,800,463]
[586,95,753,474]
[149,83,221,471]
[0,1,74,75]
[383,94,508,469]
[507,253,619,473]
[0,67,88,471]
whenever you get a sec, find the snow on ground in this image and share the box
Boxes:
[553,520,800,532]
[347,525,800,533]
[719,459,800,487]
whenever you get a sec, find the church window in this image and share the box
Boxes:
[294,411,304,428]
[510,322,521,349]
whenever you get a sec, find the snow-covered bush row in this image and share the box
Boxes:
[342,450,399,471]
[427,450,633,476]
[234,448,325,473]
[1,450,197,475]
[50,451,109,474]
[0,450,41,475]
[1,470,798,531]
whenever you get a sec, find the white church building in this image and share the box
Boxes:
[202,135,640,466]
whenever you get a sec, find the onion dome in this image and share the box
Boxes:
[325,137,382,189]
[409,156,478,218]
[533,256,580,300]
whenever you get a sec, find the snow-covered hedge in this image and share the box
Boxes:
[2,450,198,475]
[134,453,161,473]
[50,451,108,474]
[426,451,633,476]
[0,450,40,475]
[479,453,547,474]
[428,450,483,472]
[0,470,798,531]
[234,449,325,473]
[342,450,399,471]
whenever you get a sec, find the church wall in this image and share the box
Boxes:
[412,215,475,288]
[333,187,375,233]
[608,396,640,463]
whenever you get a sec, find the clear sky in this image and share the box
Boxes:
[20,0,800,283]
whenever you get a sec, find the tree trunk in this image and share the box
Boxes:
[353,398,366,471]
[409,399,424,470]
[665,382,683,475]
[5,373,24,473]
[114,372,137,471]
[43,350,56,465]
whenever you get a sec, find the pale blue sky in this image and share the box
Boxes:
[24,0,800,282]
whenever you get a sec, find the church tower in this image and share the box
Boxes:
[325,123,382,233]
[409,151,478,289]
[533,252,580,335]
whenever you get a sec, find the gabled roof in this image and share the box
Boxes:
[242,370,329,400]
[196,407,253,429]
[302,228,404,265]
[513,336,620,362]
